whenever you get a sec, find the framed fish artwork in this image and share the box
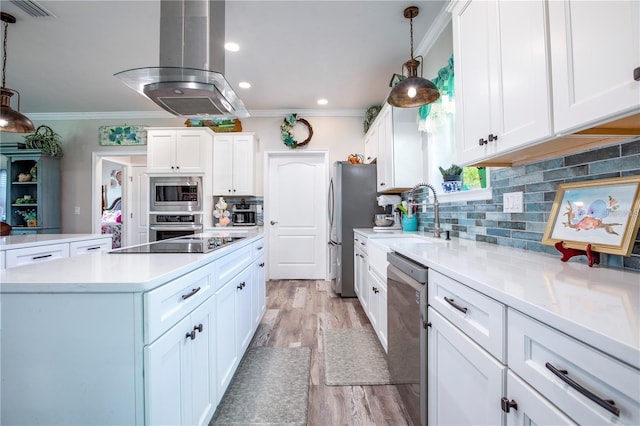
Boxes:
[542,175,640,256]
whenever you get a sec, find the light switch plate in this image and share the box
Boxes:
[503,192,523,213]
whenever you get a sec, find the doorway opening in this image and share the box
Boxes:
[91,151,147,248]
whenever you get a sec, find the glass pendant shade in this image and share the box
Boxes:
[0,88,35,133]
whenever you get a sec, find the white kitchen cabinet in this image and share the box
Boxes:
[252,240,266,328]
[5,243,69,268]
[145,295,216,426]
[375,104,424,193]
[68,237,112,255]
[549,0,640,134]
[214,275,238,400]
[147,128,212,174]
[428,306,507,426]
[235,266,254,355]
[367,269,387,351]
[212,133,256,196]
[363,124,378,164]
[452,0,552,165]
[504,370,576,426]
[353,234,368,308]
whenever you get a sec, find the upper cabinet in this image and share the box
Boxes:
[147,128,213,174]
[212,133,256,196]
[374,104,424,193]
[364,124,378,164]
[548,0,640,134]
[452,0,640,167]
[453,0,552,166]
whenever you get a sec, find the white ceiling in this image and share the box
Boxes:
[1,0,448,118]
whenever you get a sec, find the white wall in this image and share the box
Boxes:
[2,115,364,233]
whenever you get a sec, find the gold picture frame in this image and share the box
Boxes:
[542,176,640,256]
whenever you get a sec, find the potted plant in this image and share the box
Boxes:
[439,164,463,181]
[22,125,63,157]
[438,164,463,193]
[15,209,37,227]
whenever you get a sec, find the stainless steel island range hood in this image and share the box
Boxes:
[115,0,248,118]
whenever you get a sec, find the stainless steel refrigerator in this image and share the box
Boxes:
[328,161,379,297]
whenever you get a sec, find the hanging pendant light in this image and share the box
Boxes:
[0,12,35,133]
[387,6,440,108]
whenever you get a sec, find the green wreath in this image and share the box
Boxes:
[280,113,313,149]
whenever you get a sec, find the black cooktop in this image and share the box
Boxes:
[111,236,245,254]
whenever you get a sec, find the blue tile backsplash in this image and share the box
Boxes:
[410,138,640,271]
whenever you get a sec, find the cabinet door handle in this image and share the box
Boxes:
[380,182,386,186]
[181,287,201,300]
[186,330,196,340]
[444,296,468,314]
[545,362,620,416]
[237,281,246,290]
[500,397,518,413]
[32,254,53,260]
[270,220,278,225]
[488,133,498,142]
[194,324,203,333]
[634,66,640,81]
[259,262,265,267]
[478,138,488,146]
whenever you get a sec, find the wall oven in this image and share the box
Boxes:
[149,176,202,212]
[148,213,203,242]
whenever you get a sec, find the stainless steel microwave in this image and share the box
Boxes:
[149,176,202,212]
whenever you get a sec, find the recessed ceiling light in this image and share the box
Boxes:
[317,99,328,105]
[238,81,251,89]
[224,42,240,52]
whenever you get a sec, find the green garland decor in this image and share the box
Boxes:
[280,113,313,149]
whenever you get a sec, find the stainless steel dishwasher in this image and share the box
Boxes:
[387,252,428,426]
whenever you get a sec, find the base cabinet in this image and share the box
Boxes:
[427,307,506,426]
[145,296,216,426]
[252,249,266,328]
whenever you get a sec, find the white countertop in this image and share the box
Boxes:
[0,234,112,251]
[363,231,640,368]
[0,231,263,293]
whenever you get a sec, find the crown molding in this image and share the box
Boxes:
[24,108,365,121]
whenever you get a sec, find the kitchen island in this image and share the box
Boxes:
[0,230,266,426]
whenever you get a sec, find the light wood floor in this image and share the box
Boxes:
[250,279,413,426]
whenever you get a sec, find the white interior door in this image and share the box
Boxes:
[126,165,149,246]
[266,151,328,280]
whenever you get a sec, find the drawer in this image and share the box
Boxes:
[69,238,112,255]
[144,265,214,344]
[252,237,265,260]
[508,308,640,425]
[428,269,506,362]
[354,235,368,254]
[215,244,252,291]
[5,243,70,268]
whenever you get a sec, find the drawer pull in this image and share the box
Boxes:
[86,246,101,251]
[32,254,53,260]
[256,246,264,251]
[444,296,468,314]
[181,287,201,300]
[545,362,620,416]
[500,397,518,413]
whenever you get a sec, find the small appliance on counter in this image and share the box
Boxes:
[231,199,256,226]
[373,195,402,231]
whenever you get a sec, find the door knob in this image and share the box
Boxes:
[270,220,278,225]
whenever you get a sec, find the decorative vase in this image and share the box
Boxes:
[402,214,418,231]
[27,218,37,227]
[441,181,462,193]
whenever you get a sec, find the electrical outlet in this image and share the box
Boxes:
[74,206,81,215]
[503,192,523,213]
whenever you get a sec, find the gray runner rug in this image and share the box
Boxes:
[323,328,392,386]
[211,346,311,425]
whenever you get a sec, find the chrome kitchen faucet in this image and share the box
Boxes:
[408,183,442,238]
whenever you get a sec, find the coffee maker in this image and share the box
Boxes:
[374,195,402,231]
[231,199,256,226]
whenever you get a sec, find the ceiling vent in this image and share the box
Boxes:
[9,1,55,18]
